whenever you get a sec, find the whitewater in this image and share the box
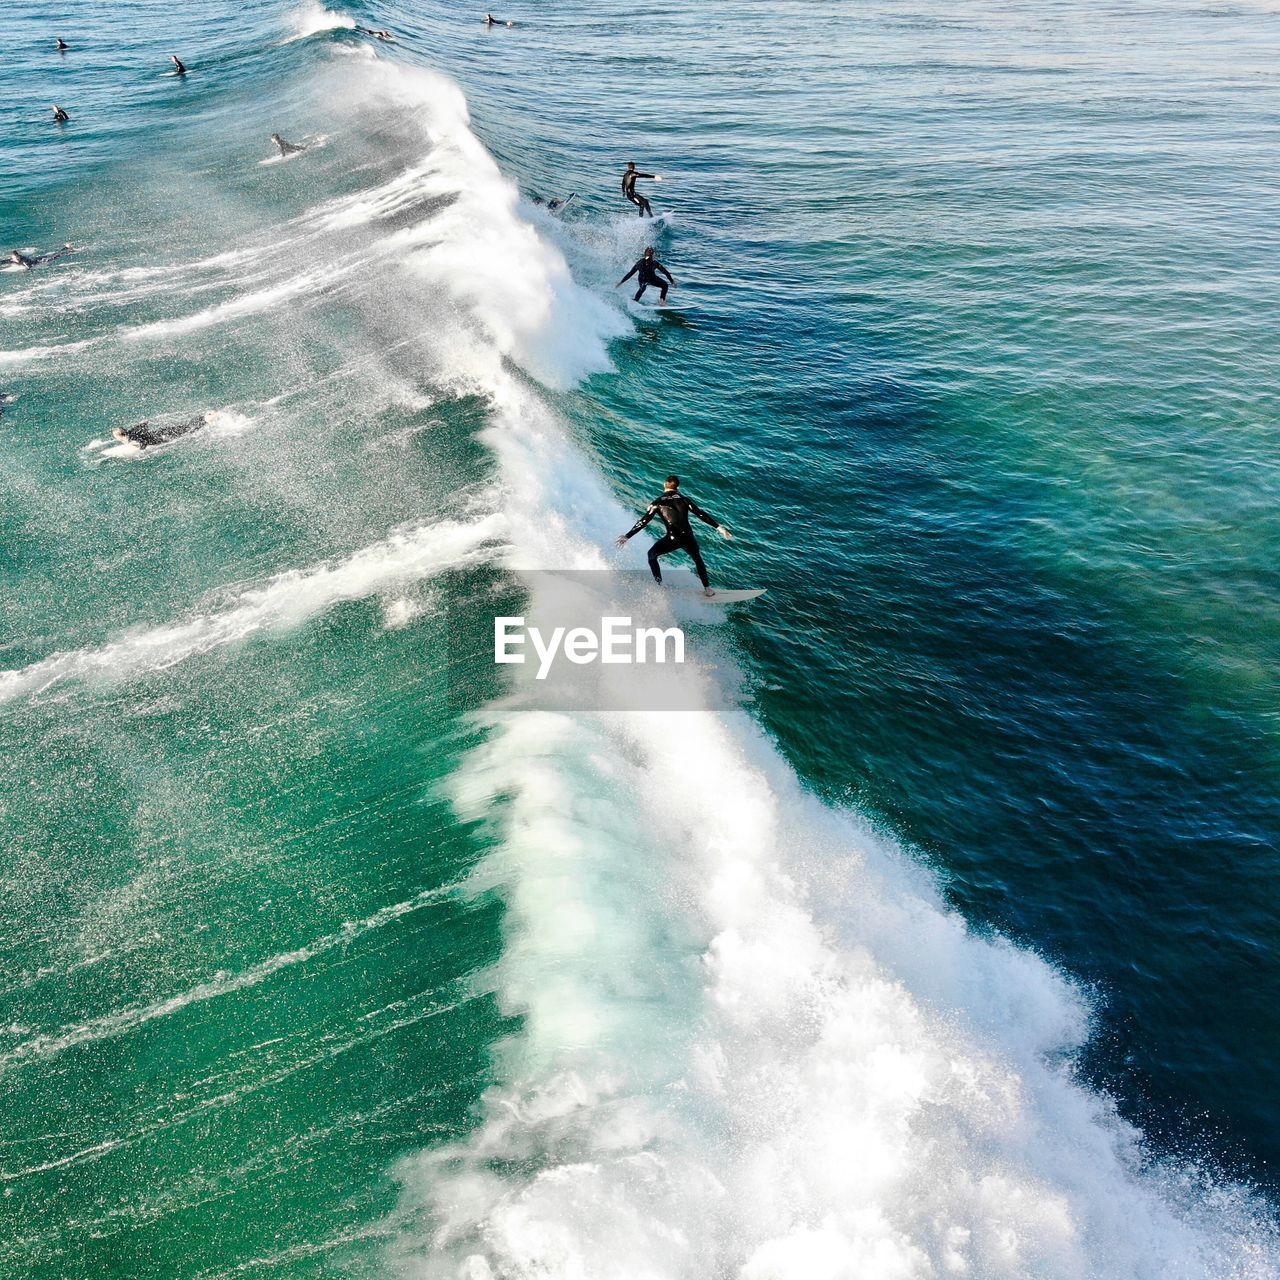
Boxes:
[3,3,1279,1277]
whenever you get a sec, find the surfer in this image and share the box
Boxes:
[621,161,660,217]
[616,246,677,303]
[357,26,394,39]
[112,411,219,450]
[171,55,188,74]
[52,105,70,123]
[9,245,74,270]
[270,132,306,156]
[484,14,515,27]
[616,475,733,597]
[56,37,68,51]
[532,193,577,212]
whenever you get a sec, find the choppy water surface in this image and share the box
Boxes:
[2,0,1279,1275]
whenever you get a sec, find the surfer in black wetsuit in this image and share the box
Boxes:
[484,13,515,27]
[9,245,74,270]
[52,105,70,122]
[56,37,68,51]
[270,132,306,156]
[616,246,676,303]
[621,162,660,217]
[357,26,394,39]
[532,193,576,212]
[171,55,188,74]
[113,411,219,450]
[616,475,733,596]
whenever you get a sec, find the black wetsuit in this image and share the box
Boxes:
[123,415,206,449]
[624,489,722,589]
[622,169,655,217]
[10,246,71,270]
[619,255,673,303]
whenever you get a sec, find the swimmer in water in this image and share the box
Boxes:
[56,37,68,51]
[52,105,70,122]
[112,411,220,450]
[270,133,306,156]
[484,13,516,27]
[171,55,188,74]
[9,245,75,270]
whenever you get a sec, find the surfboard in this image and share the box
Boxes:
[672,588,766,603]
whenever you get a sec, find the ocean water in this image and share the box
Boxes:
[2,0,1280,1275]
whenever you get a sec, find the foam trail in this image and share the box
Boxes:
[0,881,459,1075]
[0,513,506,703]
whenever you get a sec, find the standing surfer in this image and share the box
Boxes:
[616,246,677,303]
[616,475,733,597]
[621,161,661,217]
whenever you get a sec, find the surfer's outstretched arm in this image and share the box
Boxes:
[688,497,732,538]
[616,260,642,286]
[615,505,658,545]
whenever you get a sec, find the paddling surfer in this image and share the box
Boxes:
[9,245,74,270]
[113,411,220,450]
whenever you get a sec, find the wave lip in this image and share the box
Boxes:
[283,1,356,42]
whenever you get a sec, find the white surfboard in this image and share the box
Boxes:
[672,588,766,603]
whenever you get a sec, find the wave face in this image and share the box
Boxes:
[3,0,1280,1277]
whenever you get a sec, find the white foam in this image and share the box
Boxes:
[0,512,505,702]
[282,1,356,42]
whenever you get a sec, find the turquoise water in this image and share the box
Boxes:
[3,0,1280,1275]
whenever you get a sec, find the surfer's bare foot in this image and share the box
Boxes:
[704,587,715,598]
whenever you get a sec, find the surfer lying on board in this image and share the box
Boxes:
[113,411,219,450]
[532,193,576,212]
[484,13,515,26]
[9,245,75,270]
[270,133,306,156]
[621,161,660,217]
[616,246,676,303]
[616,475,733,597]
[357,26,394,39]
